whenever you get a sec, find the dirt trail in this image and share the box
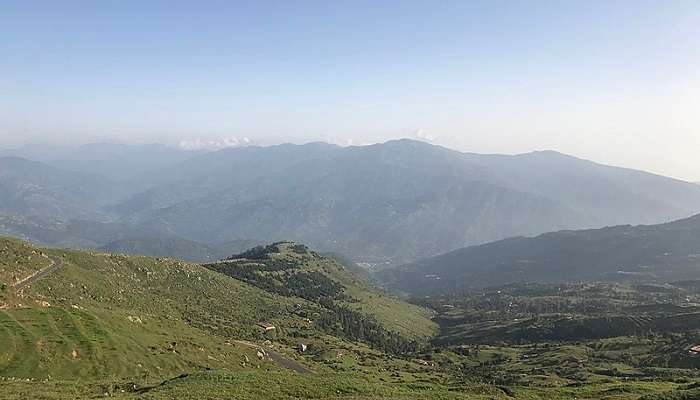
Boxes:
[232,339,312,374]
[11,256,64,289]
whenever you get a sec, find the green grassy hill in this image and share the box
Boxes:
[0,236,51,290]
[3,236,700,399]
[0,238,300,381]
[0,237,473,400]
[205,242,437,342]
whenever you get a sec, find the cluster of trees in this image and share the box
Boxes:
[458,359,515,386]
[212,262,347,302]
[291,244,309,254]
[284,271,347,301]
[226,243,282,260]
[258,259,301,271]
[420,281,700,347]
[317,300,422,355]
[209,246,426,356]
[226,241,314,261]
[422,281,700,329]
[208,258,419,355]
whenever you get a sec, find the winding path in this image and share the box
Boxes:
[231,339,312,374]
[11,256,63,289]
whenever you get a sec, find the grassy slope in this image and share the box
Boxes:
[0,236,51,287]
[1,241,300,380]
[0,238,471,400]
[1,238,696,399]
[266,243,437,339]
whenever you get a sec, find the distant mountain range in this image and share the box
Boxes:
[0,157,120,220]
[0,215,259,262]
[1,139,700,263]
[379,213,700,295]
[0,142,195,182]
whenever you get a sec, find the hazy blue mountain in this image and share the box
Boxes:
[3,139,700,263]
[111,139,700,263]
[110,141,342,214]
[99,237,226,262]
[460,150,699,227]
[99,236,262,262]
[379,213,700,295]
[1,142,195,182]
[0,157,121,220]
[0,215,248,262]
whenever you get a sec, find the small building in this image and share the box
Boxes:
[257,323,276,332]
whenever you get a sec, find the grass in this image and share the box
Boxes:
[309,252,438,339]
[1,238,700,399]
[0,238,450,399]
[0,305,268,380]
[232,242,438,339]
[0,239,313,381]
[0,369,511,400]
[0,368,691,400]
[0,236,51,286]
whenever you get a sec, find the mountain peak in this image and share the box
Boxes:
[517,149,584,161]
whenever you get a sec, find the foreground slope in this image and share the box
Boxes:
[0,238,302,380]
[380,213,700,295]
[1,237,699,399]
[0,237,475,400]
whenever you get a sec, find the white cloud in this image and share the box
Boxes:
[413,129,436,142]
[178,136,251,151]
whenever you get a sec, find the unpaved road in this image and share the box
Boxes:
[232,340,312,374]
[11,256,63,289]
[266,350,313,373]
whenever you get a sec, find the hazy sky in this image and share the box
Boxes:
[1,1,699,181]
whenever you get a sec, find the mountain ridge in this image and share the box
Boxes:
[379,212,700,295]
[2,139,700,264]
[114,139,700,263]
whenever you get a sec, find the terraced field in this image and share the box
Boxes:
[0,305,267,379]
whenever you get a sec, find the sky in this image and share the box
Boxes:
[1,0,699,181]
